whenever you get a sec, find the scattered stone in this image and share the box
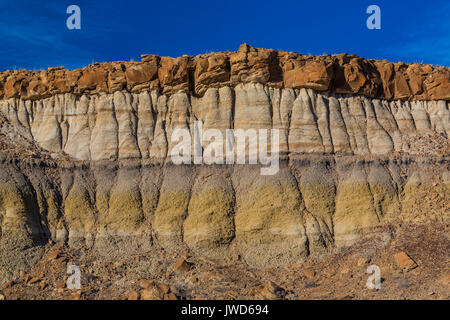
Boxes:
[141,287,161,300]
[256,281,285,300]
[303,268,316,278]
[174,258,191,273]
[157,283,170,294]
[140,281,170,300]
[46,249,61,261]
[163,292,178,300]
[138,279,154,289]
[357,257,369,266]
[394,252,418,271]
[126,290,140,300]
[338,294,353,300]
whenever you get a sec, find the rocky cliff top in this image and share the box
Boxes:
[1,44,449,101]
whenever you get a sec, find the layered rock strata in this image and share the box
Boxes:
[0,85,448,161]
[1,44,449,101]
[0,46,449,281]
[0,156,448,272]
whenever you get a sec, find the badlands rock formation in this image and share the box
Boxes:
[0,45,448,282]
[1,43,449,101]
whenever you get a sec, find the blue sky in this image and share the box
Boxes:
[0,0,449,71]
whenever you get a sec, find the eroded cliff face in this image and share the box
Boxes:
[0,85,449,161]
[1,43,449,101]
[0,45,449,282]
[0,156,448,273]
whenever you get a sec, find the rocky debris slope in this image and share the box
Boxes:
[0,223,448,300]
[0,112,54,160]
[1,44,449,101]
